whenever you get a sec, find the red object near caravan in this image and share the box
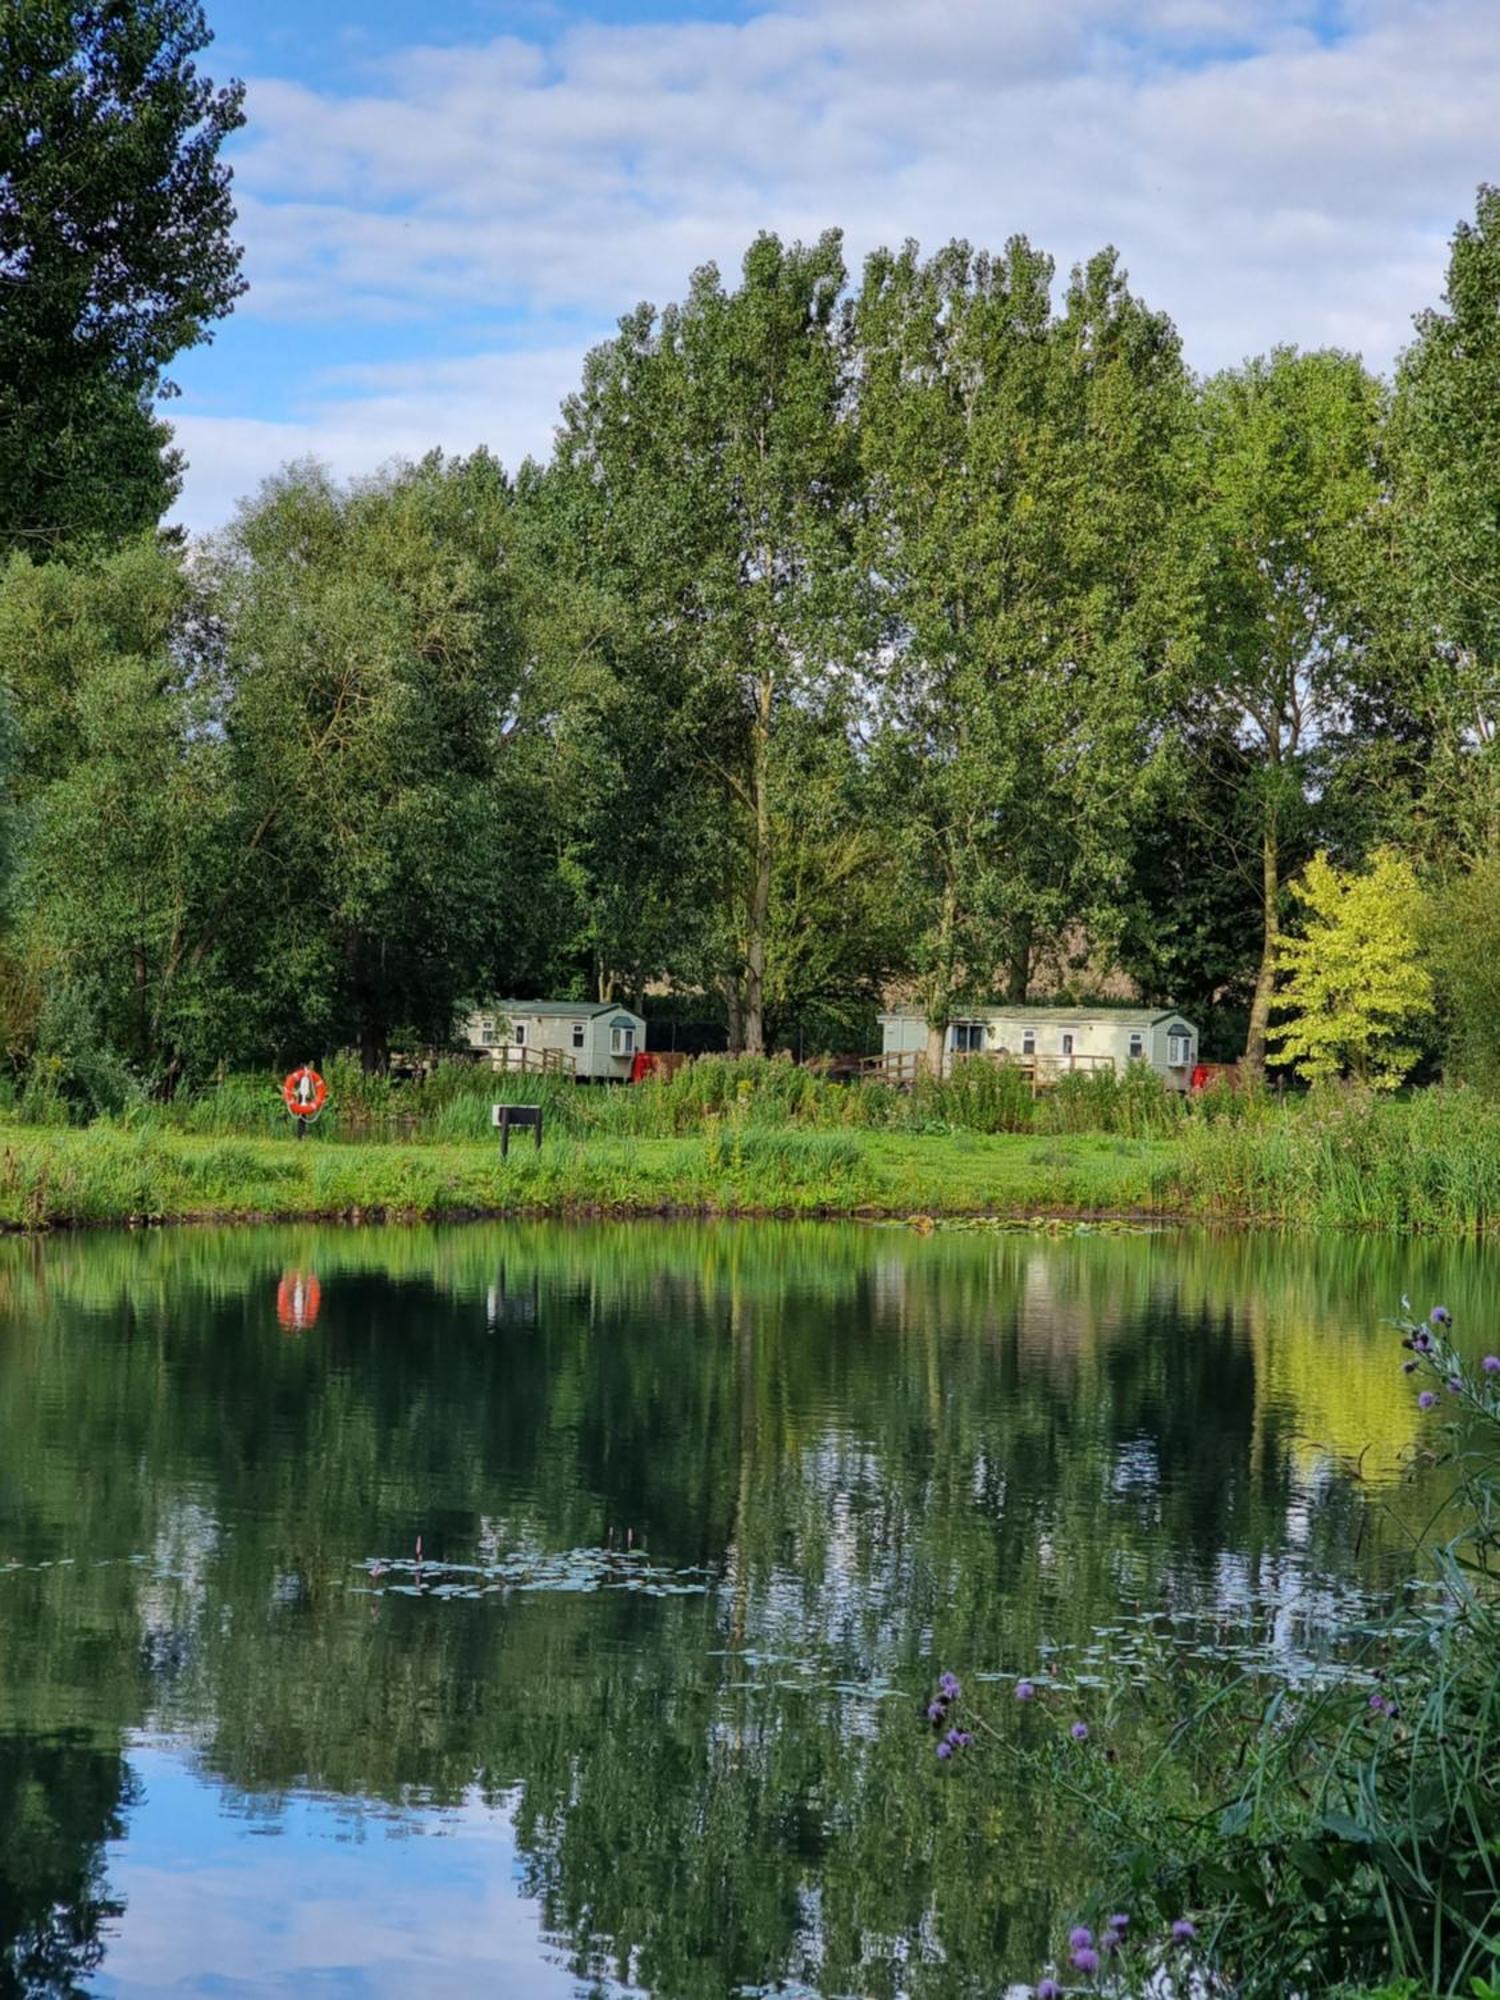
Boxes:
[282,1065,327,1117]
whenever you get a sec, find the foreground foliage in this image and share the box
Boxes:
[925,1309,1500,1998]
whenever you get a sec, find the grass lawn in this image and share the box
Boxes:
[0,1122,1174,1229]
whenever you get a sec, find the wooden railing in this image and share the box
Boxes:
[486,1044,577,1078]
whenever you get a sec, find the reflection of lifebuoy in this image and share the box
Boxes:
[282,1066,327,1117]
[277,1271,321,1333]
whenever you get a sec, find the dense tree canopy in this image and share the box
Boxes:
[3,169,1500,1089]
[0,0,245,551]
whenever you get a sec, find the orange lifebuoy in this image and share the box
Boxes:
[276,1271,322,1333]
[282,1066,328,1118]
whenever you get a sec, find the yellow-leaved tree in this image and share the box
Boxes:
[1268,848,1433,1088]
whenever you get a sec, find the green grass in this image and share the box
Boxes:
[11,1074,1500,1234]
[0,1123,1169,1229]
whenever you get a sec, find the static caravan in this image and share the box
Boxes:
[460,1000,645,1081]
[877,1006,1200,1089]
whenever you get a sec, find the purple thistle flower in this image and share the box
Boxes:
[953,1729,972,1748]
[1484,1356,1500,1374]
[1430,1305,1451,1327]
[927,1700,946,1725]
[1447,1376,1464,1393]
[1036,1983,1063,2000]
[1172,1919,1197,1944]
[1109,1914,1129,1931]
[1014,1679,1036,1702]
[1070,1720,1089,1742]
[1100,1929,1120,1954]
[1418,1390,1438,1410]
[1071,1947,1100,1976]
[1369,1691,1385,1711]
[1068,1927,1093,1950]
[1402,1359,1418,1374]
[935,1739,952,1760]
[1414,1331,1433,1352]
[938,1671,960,1699]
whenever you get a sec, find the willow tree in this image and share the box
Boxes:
[1190,349,1384,1078]
[856,238,1194,1068]
[550,233,861,1054]
[210,454,539,1072]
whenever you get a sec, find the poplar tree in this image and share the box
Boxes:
[550,233,861,1055]
[856,238,1193,1068]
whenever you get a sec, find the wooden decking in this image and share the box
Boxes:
[846,1049,1116,1092]
[485,1045,577,1078]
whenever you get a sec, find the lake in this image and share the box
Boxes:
[0,1220,1484,1998]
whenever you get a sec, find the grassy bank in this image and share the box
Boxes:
[0,1123,1168,1229]
[9,1071,1500,1233]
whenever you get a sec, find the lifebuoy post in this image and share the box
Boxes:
[282,1064,328,1139]
[492,1103,543,1158]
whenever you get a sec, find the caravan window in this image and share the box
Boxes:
[571,1021,586,1050]
[1168,1029,1193,1067]
[950,1021,985,1054]
[1128,1032,1144,1060]
[1061,1032,1076,1058]
[1021,1029,1036,1056]
[480,1016,498,1046]
[513,1022,527,1047]
[611,1021,636,1057]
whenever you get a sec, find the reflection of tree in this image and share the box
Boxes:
[0,1732,135,1998]
[0,1221,1471,1996]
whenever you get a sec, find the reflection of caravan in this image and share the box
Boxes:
[458,1000,646,1081]
[876,1006,1200,1089]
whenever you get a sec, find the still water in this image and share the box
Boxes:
[0,1220,1485,1997]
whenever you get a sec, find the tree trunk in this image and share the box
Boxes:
[742,672,774,1058]
[724,975,745,1057]
[1244,818,1279,1080]
[359,1023,389,1076]
[1005,917,1032,1006]
[924,874,958,1080]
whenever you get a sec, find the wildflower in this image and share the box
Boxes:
[935,1739,952,1760]
[927,1701,947,1725]
[1109,1915,1130,1931]
[1430,1305,1452,1327]
[1447,1376,1464,1393]
[938,1670,960,1699]
[1484,1356,1500,1374]
[1418,1390,1438,1410]
[1402,1360,1418,1374]
[1369,1691,1385,1711]
[1414,1331,1433,1352]
[1070,1720,1089,1742]
[1014,1679,1036,1702]
[1071,1947,1100,1976]
[1036,1983,1063,2000]
[946,1728,972,1751]
[1172,1919,1197,1944]
[1100,1929,1120,1954]
[1069,1927,1093,1950]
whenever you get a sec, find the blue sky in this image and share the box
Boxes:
[168,0,1500,531]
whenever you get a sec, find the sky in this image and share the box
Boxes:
[167,0,1500,532]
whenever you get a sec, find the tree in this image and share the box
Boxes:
[0,0,245,550]
[1422,848,1500,1092]
[1267,848,1432,1089]
[211,455,541,1073]
[1189,349,1385,1079]
[1384,186,1500,860]
[856,238,1195,1070]
[0,536,232,1092]
[550,233,862,1054]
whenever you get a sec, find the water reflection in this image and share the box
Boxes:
[0,1221,1482,1996]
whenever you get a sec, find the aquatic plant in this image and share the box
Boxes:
[929,1305,1500,1998]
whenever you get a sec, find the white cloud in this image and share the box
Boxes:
[174,0,1500,526]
